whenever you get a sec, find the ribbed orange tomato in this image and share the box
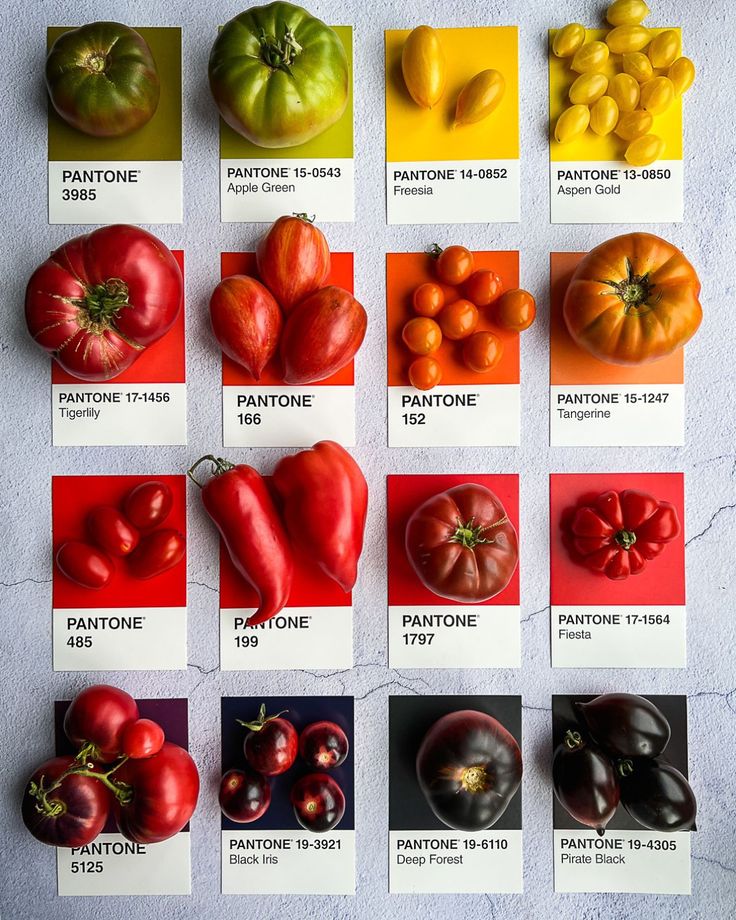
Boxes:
[562,233,702,365]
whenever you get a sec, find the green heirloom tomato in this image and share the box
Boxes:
[46,22,160,138]
[208,2,349,148]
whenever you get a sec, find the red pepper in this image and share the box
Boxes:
[188,456,293,625]
[272,441,368,592]
[568,489,680,580]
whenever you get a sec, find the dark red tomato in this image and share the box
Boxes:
[576,694,671,760]
[463,269,502,307]
[291,773,345,833]
[87,506,139,557]
[64,684,139,761]
[113,742,199,844]
[299,721,350,769]
[120,719,165,760]
[553,729,620,835]
[56,541,114,589]
[416,710,522,832]
[22,756,111,848]
[255,215,330,314]
[620,761,696,832]
[240,705,298,776]
[219,768,271,824]
[432,245,475,285]
[124,480,173,530]
[127,529,185,580]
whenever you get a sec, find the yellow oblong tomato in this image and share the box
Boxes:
[553,24,586,58]
[562,233,702,366]
[590,96,619,135]
[606,0,650,27]
[668,57,696,96]
[454,69,505,126]
[605,25,651,54]
[402,25,446,109]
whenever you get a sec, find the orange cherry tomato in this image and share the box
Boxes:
[438,299,479,340]
[432,245,475,285]
[408,356,442,390]
[463,269,503,307]
[402,317,442,355]
[463,331,504,373]
[412,282,445,317]
[495,289,537,331]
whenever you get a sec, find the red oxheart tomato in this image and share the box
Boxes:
[56,541,114,589]
[87,506,139,557]
[241,705,298,776]
[219,768,271,824]
[25,225,183,381]
[405,483,519,603]
[120,719,165,759]
[124,480,173,530]
[22,756,111,847]
[291,773,345,833]
[280,286,367,385]
[64,685,139,761]
[113,742,199,844]
[127,529,185,580]
[209,275,282,380]
[255,215,330,313]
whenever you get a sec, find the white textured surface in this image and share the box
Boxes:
[1,0,735,917]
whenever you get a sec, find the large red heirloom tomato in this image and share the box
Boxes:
[562,232,702,365]
[25,224,183,381]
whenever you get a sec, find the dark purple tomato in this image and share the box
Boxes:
[291,773,345,833]
[22,756,111,847]
[299,721,350,769]
[620,760,696,832]
[416,709,523,832]
[576,693,671,760]
[219,768,271,824]
[239,705,298,776]
[553,729,620,835]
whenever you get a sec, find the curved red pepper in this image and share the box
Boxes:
[188,456,293,625]
[568,489,680,580]
[272,441,368,592]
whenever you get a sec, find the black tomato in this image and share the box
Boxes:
[415,709,523,832]
[291,773,346,833]
[553,729,620,835]
[239,704,298,776]
[299,721,350,769]
[576,693,671,759]
[219,768,271,824]
[620,760,697,832]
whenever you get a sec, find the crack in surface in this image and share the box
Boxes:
[686,503,736,547]
[521,605,549,625]
[692,853,736,874]
[0,577,51,587]
[187,579,218,593]
[356,680,421,700]
[688,688,736,713]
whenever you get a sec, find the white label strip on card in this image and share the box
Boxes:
[49,161,183,224]
[550,384,684,447]
[223,385,355,448]
[388,606,520,669]
[387,160,519,224]
[52,383,187,447]
[220,159,354,222]
[222,830,355,895]
[53,607,187,671]
[58,833,191,896]
[553,830,691,894]
[220,607,352,670]
[551,606,686,669]
[389,830,522,894]
[550,161,683,224]
[388,384,520,447]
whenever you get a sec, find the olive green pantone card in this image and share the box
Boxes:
[47,26,183,223]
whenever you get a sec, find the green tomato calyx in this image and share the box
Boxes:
[85,52,109,74]
[82,279,130,322]
[258,26,303,74]
[614,528,637,551]
[602,258,662,316]
[449,514,509,549]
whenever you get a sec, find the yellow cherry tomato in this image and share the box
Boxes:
[569,72,608,106]
[605,25,652,55]
[622,51,654,83]
[625,134,664,166]
[668,56,696,96]
[606,0,650,27]
[648,29,680,69]
[640,76,675,115]
[401,26,446,109]
[552,23,586,58]
[571,41,609,74]
[454,69,505,127]
[590,96,619,135]
[609,73,640,112]
[554,104,591,143]
[614,109,653,141]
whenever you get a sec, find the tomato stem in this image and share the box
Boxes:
[28,755,134,814]
[617,758,635,778]
[258,26,303,74]
[187,455,236,488]
[460,764,490,794]
[237,704,289,733]
[427,243,443,260]
[614,528,637,551]
[564,729,584,751]
[601,258,661,315]
[449,515,509,549]
[81,278,130,323]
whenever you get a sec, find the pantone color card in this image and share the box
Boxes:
[385,27,519,224]
[47,26,182,223]
[550,472,686,668]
